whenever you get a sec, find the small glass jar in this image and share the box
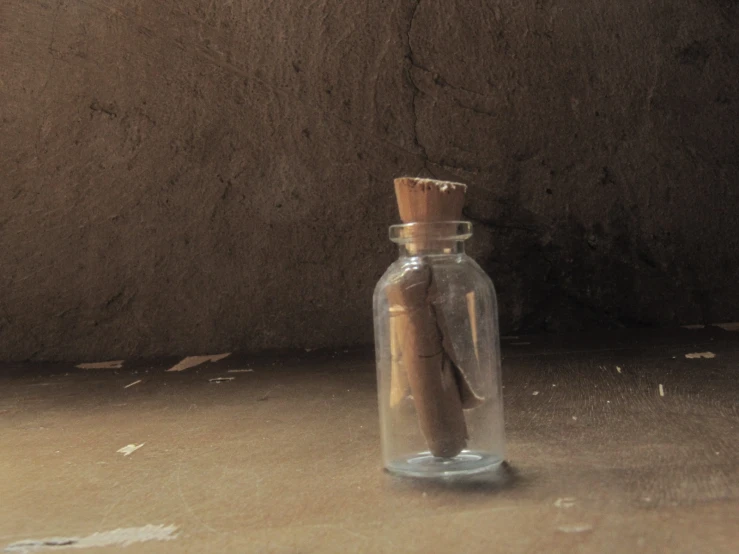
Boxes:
[373,221,505,478]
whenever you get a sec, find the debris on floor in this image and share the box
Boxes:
[123,379,142,389]
[166,353,231,372]
[227,369,253,373]
[685,352,716,359]
[557,524,593,534]
[76,360,124,370]
[554,497,576,509]
[208,377,235,383]
[117,443,144,457]
[5,524,179,552]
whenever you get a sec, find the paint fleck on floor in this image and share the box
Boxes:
[5,524,178,552]
[166,353,231,372]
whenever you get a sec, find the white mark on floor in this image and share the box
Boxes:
[166,353,231,372]
[5,524,178,553]
[572,416,578,421]
[123,380,142,389]
[716,322,739,331]
[532,391,539,396]
[553,497,576,509]
[227,369,253,373]
[685,352,715,359]
[116,443,144,457]
[208,377,235,383]
[76,360,124,370]
[659,384,665,397]
[552,384,556,387]
[557,524,593,534]
[616,366,622,373]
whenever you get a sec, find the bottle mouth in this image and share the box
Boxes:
[389,221,472,244]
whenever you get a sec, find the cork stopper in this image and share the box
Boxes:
[394,177,467,223]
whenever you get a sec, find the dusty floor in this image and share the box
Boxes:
[1,328,738,553]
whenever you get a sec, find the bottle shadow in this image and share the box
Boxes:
[385,461,527,494]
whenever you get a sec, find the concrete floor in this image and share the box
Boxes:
[1,328,738,553]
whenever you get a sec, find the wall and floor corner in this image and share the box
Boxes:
[1,1,737,361]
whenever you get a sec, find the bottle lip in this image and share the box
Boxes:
[389,221,472,244]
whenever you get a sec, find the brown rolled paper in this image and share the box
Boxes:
[389,177,483,458]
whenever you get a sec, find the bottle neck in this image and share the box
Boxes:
[398,240,466,257]
[390,221,472,258]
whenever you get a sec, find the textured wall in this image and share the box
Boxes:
[1,1,738,360]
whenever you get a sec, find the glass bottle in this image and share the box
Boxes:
[373,221,505,478]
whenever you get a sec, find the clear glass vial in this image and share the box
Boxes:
[373,221,505,478]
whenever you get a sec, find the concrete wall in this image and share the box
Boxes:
[1,1,738,360]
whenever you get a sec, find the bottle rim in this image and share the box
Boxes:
[389,221,472,244]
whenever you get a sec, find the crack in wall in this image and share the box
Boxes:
[402,1,487,177]
[404,0,435,177]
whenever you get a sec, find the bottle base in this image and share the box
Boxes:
[385,450,504,479]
